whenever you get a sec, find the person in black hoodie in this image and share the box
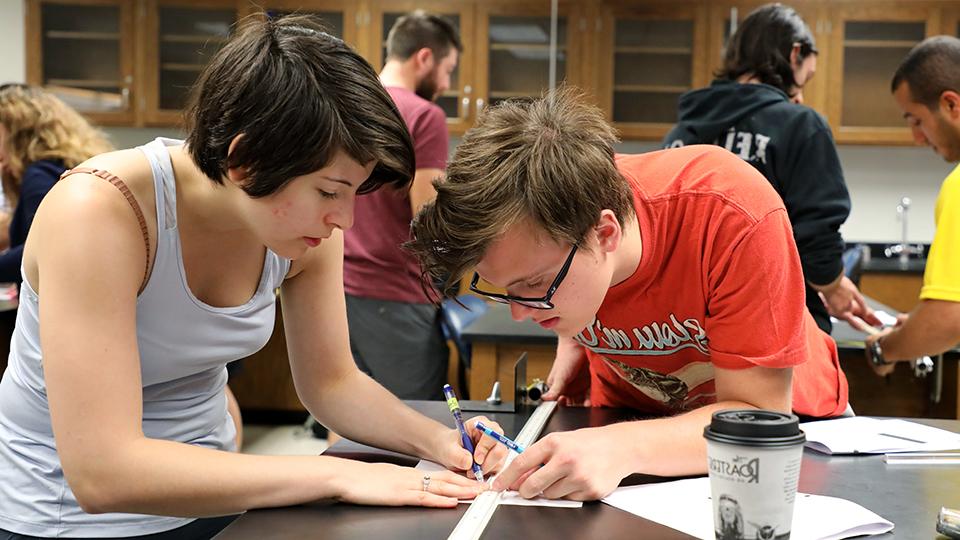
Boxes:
[663,3,879,333]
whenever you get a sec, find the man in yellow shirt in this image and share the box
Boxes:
[868,36,960,374]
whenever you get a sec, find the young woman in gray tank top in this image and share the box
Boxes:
[0,15,506,539]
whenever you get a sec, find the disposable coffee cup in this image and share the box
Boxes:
[703,410,806,540]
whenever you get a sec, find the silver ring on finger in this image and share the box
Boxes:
[422,474,431,492]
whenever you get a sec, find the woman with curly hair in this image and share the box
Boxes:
[0,84,112,283]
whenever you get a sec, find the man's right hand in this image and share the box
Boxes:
[819,275,882,327]
[542,339,592,407]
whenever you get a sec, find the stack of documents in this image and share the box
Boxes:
[602,477,893,540]
[800,417,960,454]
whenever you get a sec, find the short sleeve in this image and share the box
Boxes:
[705,209,810,370]
[410,104,449,171]
[922,170,960,301]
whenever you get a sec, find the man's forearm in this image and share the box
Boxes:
[880,300,960,362]
[615,400,766,477]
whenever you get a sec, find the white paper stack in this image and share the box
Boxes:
[800,417,960,455]
[602,477,893,540]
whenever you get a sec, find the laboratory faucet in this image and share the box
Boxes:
[884,196,924,264]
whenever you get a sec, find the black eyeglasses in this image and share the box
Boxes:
[469,244,578,310]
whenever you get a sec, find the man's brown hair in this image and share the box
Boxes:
[386,10,463,63]
[407,87,633,298]
[185,14,414,198]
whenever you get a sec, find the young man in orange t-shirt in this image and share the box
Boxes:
[408,89,848,501]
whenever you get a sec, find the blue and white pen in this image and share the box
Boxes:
[475,421,525,454]
[442,384,485,483]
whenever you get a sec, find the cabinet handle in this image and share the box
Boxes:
[121,87,130,110]
[460,96,470,119]
[475,98,485,112]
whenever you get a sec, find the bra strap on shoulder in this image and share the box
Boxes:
[60,167,151,294]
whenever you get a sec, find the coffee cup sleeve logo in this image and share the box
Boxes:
[708,455,760,484]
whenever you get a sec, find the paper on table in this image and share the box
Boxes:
[602,477,893,540]
[801,417,960,454]
[831,310,898,328]
[415,460,582,508]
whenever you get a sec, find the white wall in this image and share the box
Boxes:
[837,145,952,244]
[614,141,952,244]
[0,0,25,84]
[3,0,951,244]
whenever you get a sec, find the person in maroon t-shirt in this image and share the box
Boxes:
[342,11,462,399]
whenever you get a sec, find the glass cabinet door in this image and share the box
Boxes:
[827,5,937,143]
[142,0,235,126]
[240,1,360,49]
[476,2,583,115]
[369,1,475,135]
[597,3,707,139]
[26,0,135,125]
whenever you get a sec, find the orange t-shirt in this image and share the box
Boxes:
[572,146,848,418]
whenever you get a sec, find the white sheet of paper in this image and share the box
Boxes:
[800,417,960,454]
[873,310,899,327]
[602,477,893,540]
[833,310,899,328]
[414,460,582,508]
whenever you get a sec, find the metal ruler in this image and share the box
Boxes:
[447,400,558,540]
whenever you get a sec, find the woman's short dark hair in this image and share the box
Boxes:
[185,14,414,198]
[716,3,817,95]
[891,36,960,109]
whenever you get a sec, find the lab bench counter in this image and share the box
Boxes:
[462,299,960,420]
[860,257,925,274]
[217,403,960,540]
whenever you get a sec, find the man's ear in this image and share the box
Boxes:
[225,134,247,186]
[594,210,622,253]
[940,90,960,120]
[414,47,434,73]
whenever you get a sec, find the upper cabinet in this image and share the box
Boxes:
[26,0,136,125]
[141,0,236,126]
[21,0,958,144]
[825,3,941,144]
[594,1,708,140]
[367,0,476,135]
[238,0,361,47]
[475,1,584,113]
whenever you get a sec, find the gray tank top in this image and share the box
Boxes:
[0,138,291,537]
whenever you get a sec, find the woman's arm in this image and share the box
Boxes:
[30,174,480,517]
[280,231,505,473]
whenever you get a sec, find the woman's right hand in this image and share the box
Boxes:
[542,338,592,407]
[335,461,485,507]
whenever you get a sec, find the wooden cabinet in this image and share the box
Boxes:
[22,1,958,139]
[594,1,708,140]
[824,3,941,144]
[237,0,361,48]
[475,1,584,112]
[25,0,136,125]
[859,271,924,313]
[367,0,477,135]
[140,0,235,126]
